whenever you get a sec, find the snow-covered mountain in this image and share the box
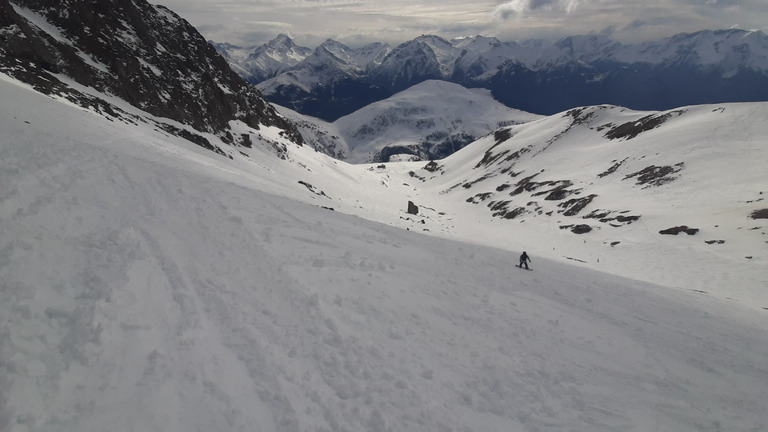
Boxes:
[3,69,768,432]
[0,0,302,150]
[614,29,768,70]
[368,35,458,92]
[412,103,768,299]
[274,104,349,160]
[490,29,768,114]
[450,35,523,81]
[334,80,542,163]
[211,34,313,83]
[3,2,768,430]
[218,30,768,120]
[254,38,392,120]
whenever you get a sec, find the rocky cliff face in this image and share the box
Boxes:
[0,0,302,145]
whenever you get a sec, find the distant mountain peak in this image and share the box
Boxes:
[272,33,293,44]
[334,79,541,163]
[214,29,768,123]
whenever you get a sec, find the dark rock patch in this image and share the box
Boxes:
[156,124,222,154]
[408,171,427,181]
[598,158,628,178]
[489,201,526,219]
[566,107,598,125]
[538,181,577,201]
[494,128,513,145]
[508,173,541,196]
[564,256,588,263]
[584,209,641,225]
[298,181,330,198]
[585,209,612,219]
[407,201,419,215]
[504,147,532,164]
[476,149,509,169]
[624,163,684,187]
[476,144,531,169]
[423,161,442,173]
[750,209,768,219]
[506,176,579,201]
[560,224,593,234]
[659,225,699,235]
[616,214,641,224]
[604,110,685,140]
[571,224,593,234]
[558,194,597,216]
[462,173,494,189]
[466,193,493,204]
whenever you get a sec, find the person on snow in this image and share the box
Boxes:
[519,251,531,269]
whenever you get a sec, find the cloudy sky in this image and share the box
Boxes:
[155,0,768,48]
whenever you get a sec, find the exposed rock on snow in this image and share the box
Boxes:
[0,0,302,146]
[659,225,700,235]
[407,200,419,215]
[604,110,686,140]
[623,163,685,188]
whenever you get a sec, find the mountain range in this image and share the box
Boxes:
[213,30,768,121]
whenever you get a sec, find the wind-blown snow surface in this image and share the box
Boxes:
[2,76,768,432]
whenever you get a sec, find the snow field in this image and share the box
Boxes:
[1,75,768,431]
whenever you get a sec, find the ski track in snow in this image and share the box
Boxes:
[1,76,768,432]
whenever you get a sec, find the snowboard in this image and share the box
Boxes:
[516,264,532,271]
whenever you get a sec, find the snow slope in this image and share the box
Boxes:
[272,104,350,160]
[404,104,768,310]
[2,75,768,432]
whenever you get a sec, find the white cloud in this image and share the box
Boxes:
[158,0,768,47]
[494,0,589,19]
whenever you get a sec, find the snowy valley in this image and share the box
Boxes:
[1,1,768,431]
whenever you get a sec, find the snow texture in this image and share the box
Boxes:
[1,74,768,432]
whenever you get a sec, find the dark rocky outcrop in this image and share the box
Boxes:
[560,224,593,234]
[0,0,302,146]
[604,111,685,140]
[659,225,699,235]
[624,163,684,188]
[750,209,768,219]
[558,194,598,217]
[407,201,419,215]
